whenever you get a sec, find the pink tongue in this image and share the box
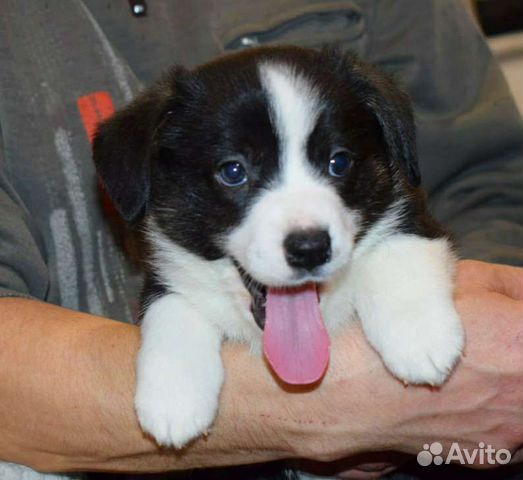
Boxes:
[263,283,330,385]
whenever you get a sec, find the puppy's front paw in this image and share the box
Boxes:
[372,305,464,386]
[134,354,224,448]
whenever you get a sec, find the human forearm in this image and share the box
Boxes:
[0,298,294,472]
[0,297,406,474]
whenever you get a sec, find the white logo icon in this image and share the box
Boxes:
[417,442,444,466]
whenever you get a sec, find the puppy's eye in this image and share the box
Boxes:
[218,161,248,187]
[328,151,352,177]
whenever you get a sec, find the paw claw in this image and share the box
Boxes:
[135,392,219,448]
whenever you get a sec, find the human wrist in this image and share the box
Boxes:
[219,342,299,462]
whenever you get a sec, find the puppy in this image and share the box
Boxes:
[93,45,464,450]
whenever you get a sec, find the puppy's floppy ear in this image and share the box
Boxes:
[326,47,421,186]
[92,72,178,223]
[360,66,421,186]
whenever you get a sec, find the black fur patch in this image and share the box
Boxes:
[152,60,280,260]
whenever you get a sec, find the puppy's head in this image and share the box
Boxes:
[94,45,419,288]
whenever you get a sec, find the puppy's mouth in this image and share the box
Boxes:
[235,262,330,386]
[236,265,268,330]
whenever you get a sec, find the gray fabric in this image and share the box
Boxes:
[0,0,521,479]
[365,1,523,264]
[0,0,143,321]
[0,153,49,300]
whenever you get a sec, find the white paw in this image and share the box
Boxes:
[371,304,464,386]
[135,353,224,448]
[352,234,463,385]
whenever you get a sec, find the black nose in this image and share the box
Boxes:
[284,229,331,271]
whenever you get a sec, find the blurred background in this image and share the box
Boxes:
[470,0,523,116]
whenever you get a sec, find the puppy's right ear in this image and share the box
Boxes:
[93,74,177,223]
[324,46,421,187]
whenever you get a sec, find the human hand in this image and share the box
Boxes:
[280,260,522,476]
[390,259,523,466]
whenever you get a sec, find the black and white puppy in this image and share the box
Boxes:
[93,46,464,449]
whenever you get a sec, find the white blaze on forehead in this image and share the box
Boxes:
[224,62,357,287]
[258,62,322,186]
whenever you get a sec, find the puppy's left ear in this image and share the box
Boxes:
[93,74,176,223]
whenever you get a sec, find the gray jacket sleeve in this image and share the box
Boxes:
[0,144,50,300]
[367,0,523,266]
